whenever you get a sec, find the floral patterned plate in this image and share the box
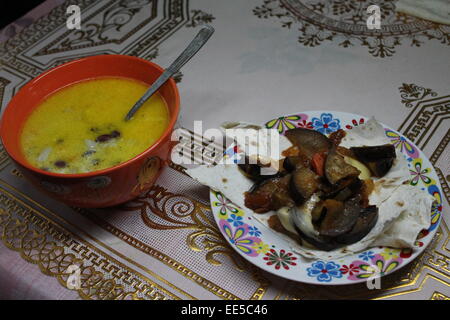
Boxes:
[209,111,443,284]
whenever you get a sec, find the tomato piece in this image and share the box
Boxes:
[311,152,326,176]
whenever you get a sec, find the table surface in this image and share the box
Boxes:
[0,0,449,300]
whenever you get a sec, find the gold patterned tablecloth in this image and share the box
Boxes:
[0,0,449,300]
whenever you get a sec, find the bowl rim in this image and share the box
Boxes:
[0,54,180,179]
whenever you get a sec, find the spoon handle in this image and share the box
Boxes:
[125,25,215,120]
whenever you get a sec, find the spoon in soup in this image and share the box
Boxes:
[125,25,215,121]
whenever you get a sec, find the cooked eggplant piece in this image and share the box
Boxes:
[350,144,396,177]
[325,147,360,185]
[342,155,372,180]
[290,193,378,249]
[289,167,319,205]
[328,129,346,146]
[238,156,281,181]
[332,187,354,202]
[268,214,302,243]
[365,158,395,178]
[283,156,305,172]
[284,128,332,158]
[360,179,374,208]
[311,201,325,225]
[350,144,396,161]
[244,174,294,213]
[238,162,262,180]
[336,205,378,244]
[323,178,363,201]
[290,205,340,251]
[293,226,340,251]
[319,197,360,237]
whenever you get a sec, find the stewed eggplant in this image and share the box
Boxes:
[238,162,263,181]
[239,127,391,252]
[336,205,378,244]
[284,128,332,159]
[311,200,326,225]
[318,196,360,237]
[283,156,306,172]
[238,156,281,181]
[244,174,294,213]
[293,193,378,247]
[289,166,320,205]
[185,118,419,257]
[325,147,360,185]
[293,224,340,251]
[350,144,396,177]
[323,178,363,201]
[290,204,340,251]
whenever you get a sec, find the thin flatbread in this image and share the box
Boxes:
[186,119,434,260]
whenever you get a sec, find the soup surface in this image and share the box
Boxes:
[20,77,169,174]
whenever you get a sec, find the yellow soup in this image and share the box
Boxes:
[20,77,170,174]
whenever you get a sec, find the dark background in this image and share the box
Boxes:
[1,1,45,29]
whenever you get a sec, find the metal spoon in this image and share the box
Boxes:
[125,25,215,121]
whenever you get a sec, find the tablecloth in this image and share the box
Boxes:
[0,0,449,300]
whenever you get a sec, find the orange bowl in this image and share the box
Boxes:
[0,54,180,207]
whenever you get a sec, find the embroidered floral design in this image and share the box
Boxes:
[428,185,442,230]
[347,254,402,281]
[306,261,342,282]
[297,119,313,129]
[248,226,262,237]
[211,191,243,220]
[227,214,244,227]
[339,264,360,276]
[358,250,375,261]
[186,10,215,28]
[380,248,401,261]
[345,118,365,130]
[409,158,432,186]
[219,220,261,257]
[414,229,428,247]
[252,241,270,254]
[265,114,303,133]
[399,83,437,108]
[400,248,413,259]
[311,113,340,134]
[415,241,424,247]
[385,129,419,158]
[263,249,297,270]
[417,229,429,239]
[45,0,154,53]
[253,0,450,58]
